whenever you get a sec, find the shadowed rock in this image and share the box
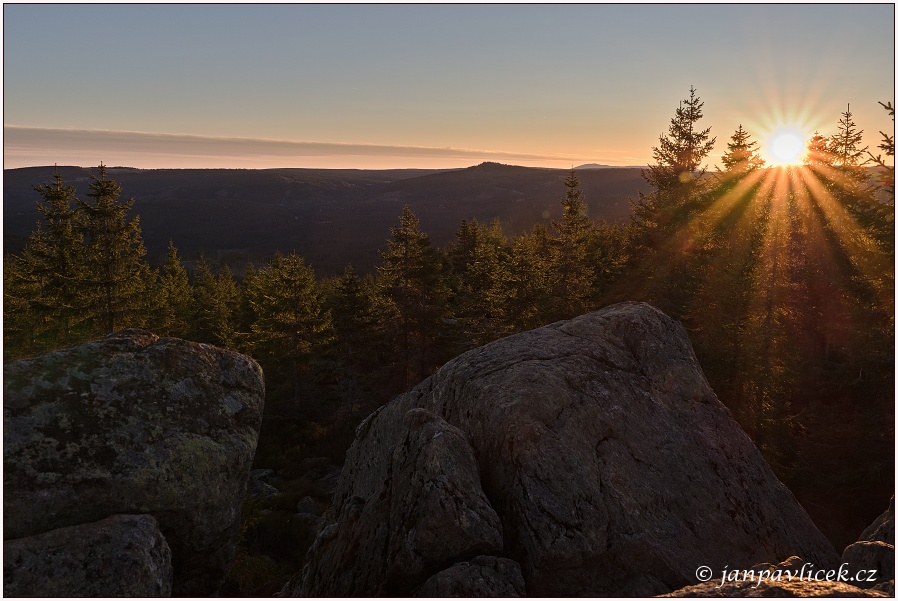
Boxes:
[842,542,894,588]
[3,514,172,597]
[3,330,265,596]
[859,496,895,545]
[841,496,896,590]
[290,303,838,596]
[414,555,526,597]
[297,408,503,596]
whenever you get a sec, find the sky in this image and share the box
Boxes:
[3,3,895,170]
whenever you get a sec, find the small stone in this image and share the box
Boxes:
[295,496,325,516]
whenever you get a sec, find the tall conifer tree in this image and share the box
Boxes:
[15,171,86,344]
[805,131,833,167]
[720,125,765,175]
[377,206,450,387]
[632,87,715,248]
[246,253,332,404]
[77,164,150,334]
[552,170,595,318]
[155,241,193,337]
[828,104,868,170]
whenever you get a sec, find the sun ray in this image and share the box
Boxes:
[730,166,796,433]
[795,167,894,310]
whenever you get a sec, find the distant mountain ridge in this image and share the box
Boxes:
[4,162,650,275]
[575,163,614,169]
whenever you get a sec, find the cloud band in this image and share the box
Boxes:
[4,126,584,168]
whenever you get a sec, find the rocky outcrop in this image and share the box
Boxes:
[290,303,839,597]
[3,514,172,597]
[248,469,281,502]
[414,555,526,597]
[841,496,896,590]
[4,330,265,596]
[300,408,504,596]
[859,496,895,545]
[842,542,894,587]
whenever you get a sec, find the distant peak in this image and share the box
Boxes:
[575,163,613,170]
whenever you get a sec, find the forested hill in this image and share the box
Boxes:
[3,163,648,275]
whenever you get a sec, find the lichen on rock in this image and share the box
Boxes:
[3,514,172,597]
[4,329,266,596]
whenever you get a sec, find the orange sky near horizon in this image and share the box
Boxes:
[4,4,893,171]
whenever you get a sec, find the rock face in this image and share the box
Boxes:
[843,542,895,587]
[3,514,172,597]
[859,496,895,545]
[414,555,526,597]
[4,330,265,596]
[841,496,896,590]
[292,303,838,596]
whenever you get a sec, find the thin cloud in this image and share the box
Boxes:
[4,126,587,168]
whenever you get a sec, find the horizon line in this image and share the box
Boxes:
[3,125,645,170]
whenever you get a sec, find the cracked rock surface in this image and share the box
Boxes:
[840,495,895,590]
[4,329,265,596]
[289,302,838,596]
[3,514,172,597]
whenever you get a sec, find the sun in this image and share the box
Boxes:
[766,129,807,166]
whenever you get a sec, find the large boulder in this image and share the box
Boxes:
[4,330,265,596]
[3,514,172,597]
[414,555,526,597]
[841,496,896,590]
[292,303,838,596]
[299,408,504,596]
[842,542,894,587]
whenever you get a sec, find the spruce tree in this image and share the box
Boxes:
[505,224,555,331]
[823,106,891,250]
[447,218,481,277]
[828,104,868,170]
[15,171,87,345]
[77,164,150,334]
[552,170,595,318]
[246,252,332,404]
[189,256,218,343]
[190,256,240,347]
[632,86,716,248]
[720,124,765,175]
[325,266,391,409]
[861,101,895,251]
[215,265,241,349]
[457,219,513,343]
[377,206,451,387]
[156,241,193,337]
[867,101,895,201]
[805,131,833,167]
[4,253,39,360]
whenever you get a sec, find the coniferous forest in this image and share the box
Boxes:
[4,90,894,595]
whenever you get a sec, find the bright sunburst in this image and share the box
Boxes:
[766,129,807,166]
